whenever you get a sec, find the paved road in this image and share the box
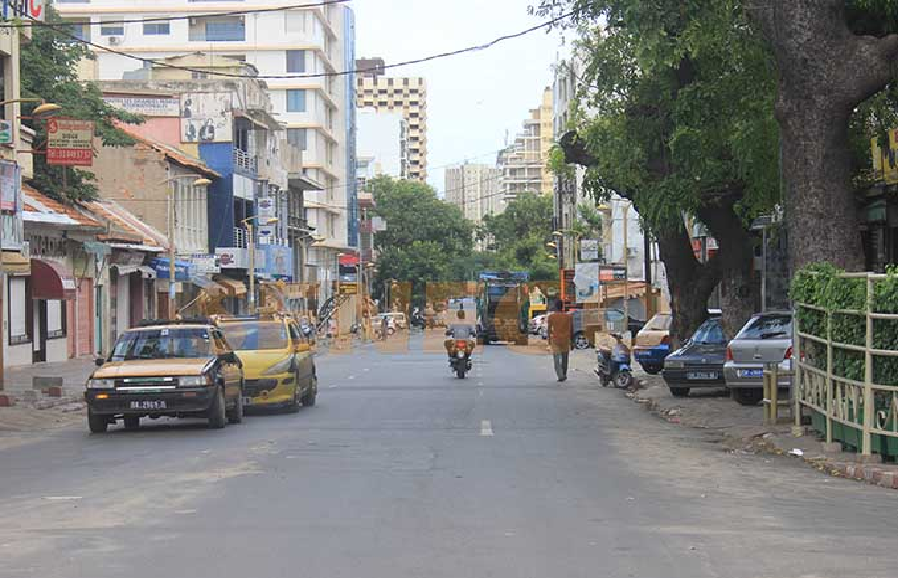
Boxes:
[0,336,895,578]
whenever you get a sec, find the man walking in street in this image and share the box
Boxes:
[547,299,573,382]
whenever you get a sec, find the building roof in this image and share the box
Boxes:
[116,125,220,178]
[22,185,103,229]
[85,199,168,250]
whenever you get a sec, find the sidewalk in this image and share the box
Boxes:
[0,357,94,405]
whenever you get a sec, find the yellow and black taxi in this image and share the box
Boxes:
[85,319,245,433]
[217,313,317,411]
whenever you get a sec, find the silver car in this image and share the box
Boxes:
[723,311,792,406]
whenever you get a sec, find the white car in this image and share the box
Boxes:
[529,314,548,335]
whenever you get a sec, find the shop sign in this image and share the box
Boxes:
[187,253,220,275]
[215,247,248,270]
[0,159,19,212]
[0,119,11,146]
[260,245,292,279]
[149,257,191,281]
[47,118,94,166]
[574,263,601,303]
[103,96,180,118]
[2,0,44,21]
[111,251,144,267]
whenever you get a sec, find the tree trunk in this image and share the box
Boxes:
[747,0,898,271]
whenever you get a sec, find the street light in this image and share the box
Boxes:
[160,175,212,319]
[243,215,278,314]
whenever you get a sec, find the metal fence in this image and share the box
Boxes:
[794,272,898,457]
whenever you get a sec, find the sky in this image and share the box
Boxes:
[350,0,565,194]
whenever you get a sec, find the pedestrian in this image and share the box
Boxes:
[380,315,389,341]
[547,299,573,382]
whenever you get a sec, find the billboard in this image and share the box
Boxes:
[580,239,601,262]
[2,0,44,21]
[574,262,601,303]
[47,118,94,166]
[180,92,233,144]
[103,96,180,118]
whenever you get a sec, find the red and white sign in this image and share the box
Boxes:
[47,118,94,166]
[2,0,44,22]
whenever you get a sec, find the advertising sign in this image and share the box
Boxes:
[261,245,293,280]
[0,119,11,145]
[215,247,248,270]
[187,253,220,275]
[2,0,45,21]
[47,118,94,166]
[149,257,191,282]
[180,92,233,144]
[580,239,601,262]
[103,96,180,118]
[574,262,601,303]
[0,159,19,212]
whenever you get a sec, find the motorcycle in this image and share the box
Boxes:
[595,339,633,388]
[447,338,474,379]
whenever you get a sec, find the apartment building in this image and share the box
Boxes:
[56,0,357,300]
[358,109,408,179]
[356,57,427,182]
[444,163,501,226]
[498,87,553,201]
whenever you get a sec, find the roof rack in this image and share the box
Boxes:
[137,317,216,327]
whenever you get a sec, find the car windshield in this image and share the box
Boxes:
[110,328,213,361]
[738,314,792,340]
[220,321,289,350]
[644,313,672,331]
[691,318,726,344]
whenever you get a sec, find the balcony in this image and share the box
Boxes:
[233,227,247,249]
[233,149,258,177]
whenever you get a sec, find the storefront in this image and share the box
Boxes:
[149,256,194,319]
[30,258,77,363]
[3,252,31,367]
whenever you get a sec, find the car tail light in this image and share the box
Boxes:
[661,335,671,346]
[784,346,793,361]
[456,340,468,349]
[726,347,733,362]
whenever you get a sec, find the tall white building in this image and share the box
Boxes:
[357,109,407,179]
[57,0,358,300]
[444,164,501,227]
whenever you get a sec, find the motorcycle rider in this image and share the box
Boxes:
[445,307,476,361]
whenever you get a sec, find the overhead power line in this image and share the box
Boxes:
[19,10,575,81]
[0,0,351,28]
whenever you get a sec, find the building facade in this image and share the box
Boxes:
[356,58,427,182]
[498,87,554,202]
[444,163,501,225]
[357,109,408,179]
[57,0,357,303]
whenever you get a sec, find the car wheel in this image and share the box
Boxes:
[123,416,140,431]
[670,387,690,397]
[614,370,632,389]
[574,332,591,350]
[732,388,763,406]
[287,373,302,413]
[88,409,108,434]
[301,375,317,407]
[227,386,244,424]
[207,385,227,429]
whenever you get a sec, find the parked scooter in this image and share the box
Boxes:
[595,334,633,388]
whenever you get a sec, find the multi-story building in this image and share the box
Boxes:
[358,109,408,180]
[498,87,554,202]
[356,57,427,182]
[56,0,357,302]
[444,163,501,225]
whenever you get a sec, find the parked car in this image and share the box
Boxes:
[529,314,548,335]
[724,311,793,406]
[633,312,673,374]
[218,313,317,411]
[662,314,727,397]
[84,319,245,433]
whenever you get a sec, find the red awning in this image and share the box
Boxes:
[31,259,77,300]
[339,254,360,267]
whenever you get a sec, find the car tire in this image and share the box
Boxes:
[574,332,591,350]
[732,388,763,406]
[670,387,690,397]
[123,416,140,431]
[227,387,244,424]
[301,375,317,407]
[644,367,661,375]
[207,385,227,429]
[88,409,108,434]
[287,373,302,413]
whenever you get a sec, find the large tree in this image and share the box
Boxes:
[479,193,559,282]
[370,177,474,306]
[20,4,142,201]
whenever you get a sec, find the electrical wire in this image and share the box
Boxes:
[19,11,575,80]
[0,0,351,28]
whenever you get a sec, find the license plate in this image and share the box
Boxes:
[738,369,764,378]
[130,400,166,410]
[688,371,718,380]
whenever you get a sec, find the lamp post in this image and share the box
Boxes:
[160,176,212,319]
[243,215,279,314]
[0,98,60,391]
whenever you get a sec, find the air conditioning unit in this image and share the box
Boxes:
[108,36,122,46]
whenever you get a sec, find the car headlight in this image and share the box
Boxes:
[178,375,211,387]
[665,360,684,369]
[262,356,296,376]
[87,379,114,389]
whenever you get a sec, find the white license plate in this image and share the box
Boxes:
[688,371,718,380]
[242,397,253,406]
[738,369,764,378]
[130,400,166,410]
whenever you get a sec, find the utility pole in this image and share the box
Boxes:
[643,229,654,321]
[622,200,629,328]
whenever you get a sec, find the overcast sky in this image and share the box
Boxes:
[350,0,565,194]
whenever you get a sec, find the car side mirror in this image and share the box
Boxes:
[95,357,105,367]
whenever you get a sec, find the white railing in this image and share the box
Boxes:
[233,227,247,248]
[233,149,258,175]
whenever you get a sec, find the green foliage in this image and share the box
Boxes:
[480,193,559,282]
[547,145,575,179]
[20,3,143,201]
[370,177,474,304]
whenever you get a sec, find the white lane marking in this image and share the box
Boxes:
[479,391,484,397]
[363,368,370,372]
[43,496,82,501]
[477,381,484,386]
[480,420,494,437]
[348,375,355,380]
[174,509,197,515]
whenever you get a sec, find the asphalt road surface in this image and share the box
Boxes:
[0,335,895,578]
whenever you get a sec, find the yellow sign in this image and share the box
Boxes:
[339,283,358,295]
[871,129,898,185]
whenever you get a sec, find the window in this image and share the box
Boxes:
[736,314,792,340]
[100,22,125,36]
[690,318,727,345]
[47,300,67,339]
[143,20,170,35]
[286,50,306,73]
[286,89,307,112]
[287,128,307,150]
[204,18,245,41]
[8,278,28,345]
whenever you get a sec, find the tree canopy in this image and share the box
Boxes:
[479,193,558,282]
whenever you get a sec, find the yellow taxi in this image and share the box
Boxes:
[217,313,317,411]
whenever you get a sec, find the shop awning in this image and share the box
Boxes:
[192,276,226,294]
[31,258,77,300]
[111,264,157,279]
[215,277,247,296]
[1,251,30,275]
